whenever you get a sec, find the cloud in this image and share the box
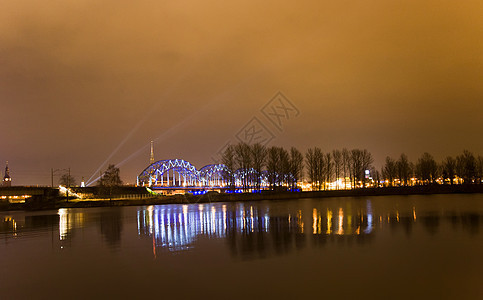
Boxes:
[1,0,482,184]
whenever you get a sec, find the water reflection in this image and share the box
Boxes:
[1,199,482,259]
[1,214,59,238]
[227,212,306,259]
[137,204,270,252]
[135,200,482,259]
[447,212,480,235]
[58,208,85,242]
[100,209,123,249]
[2,216,17,234]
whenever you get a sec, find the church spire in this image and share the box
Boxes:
[3,161,11,187]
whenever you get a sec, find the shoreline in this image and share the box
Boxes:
[1,184,483,212]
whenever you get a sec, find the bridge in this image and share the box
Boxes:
[137,159,271,192]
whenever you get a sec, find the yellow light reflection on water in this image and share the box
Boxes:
[318,211,321,234]
[147,205,154,235]
[297,210,304,233]
[326,209,333,234]
[347,211,352,233]
[4,216,17,236]
[313,208,317,234]
[58,208,69,241]
[312,208,322,234]
[337,208,344,235]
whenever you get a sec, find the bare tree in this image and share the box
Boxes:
[278,147,290,187]
[416,152,438,184]
[234,143,252,191]
[98,164,123,200]
[409,162,416,183]
[324,152,333,190]
[476,155,483,184]
[305,147,323,191]
[221,144,236,190]
[383,156,397,187]
[342,148,351,189]
[372,168,381,187]
[251,143,267,191]
[332,149,342,190]
[305,148,316,190]
[99,164,123,186]
[59,173,76,187]
[360,149,373,188]
[349,149,373,188]
[267,146,280,190]
[397,153,411,186]
[456,150,477,184]
[441,156,456,185]
[349,149,361,188]
[289,147,304,190]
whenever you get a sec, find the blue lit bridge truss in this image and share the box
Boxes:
[137,159,272,190]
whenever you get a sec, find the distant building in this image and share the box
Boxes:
[3,161,11,187]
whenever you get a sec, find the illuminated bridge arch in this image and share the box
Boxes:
[137,159,274,189]
[199,164,230,187]
[138,159,203,187]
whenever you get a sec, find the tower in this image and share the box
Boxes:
[3,161,11,187]
[150,140,155,164]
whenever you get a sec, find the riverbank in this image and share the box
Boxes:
[1,184,483,211]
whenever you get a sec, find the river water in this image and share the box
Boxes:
[1,194,482,299]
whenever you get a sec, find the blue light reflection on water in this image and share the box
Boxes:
[134,199,411,255]
[137,203,272,251]
[1,195,483,299]
[2,197,482,255]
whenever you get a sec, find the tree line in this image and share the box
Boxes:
[221,143,303,191]
[221,143,483,191]
[381,150,483,186]
[305,148,374,190]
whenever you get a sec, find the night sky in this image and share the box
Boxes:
[1,0,482,185]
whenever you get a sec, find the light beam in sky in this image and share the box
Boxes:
[86,73,264,186]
